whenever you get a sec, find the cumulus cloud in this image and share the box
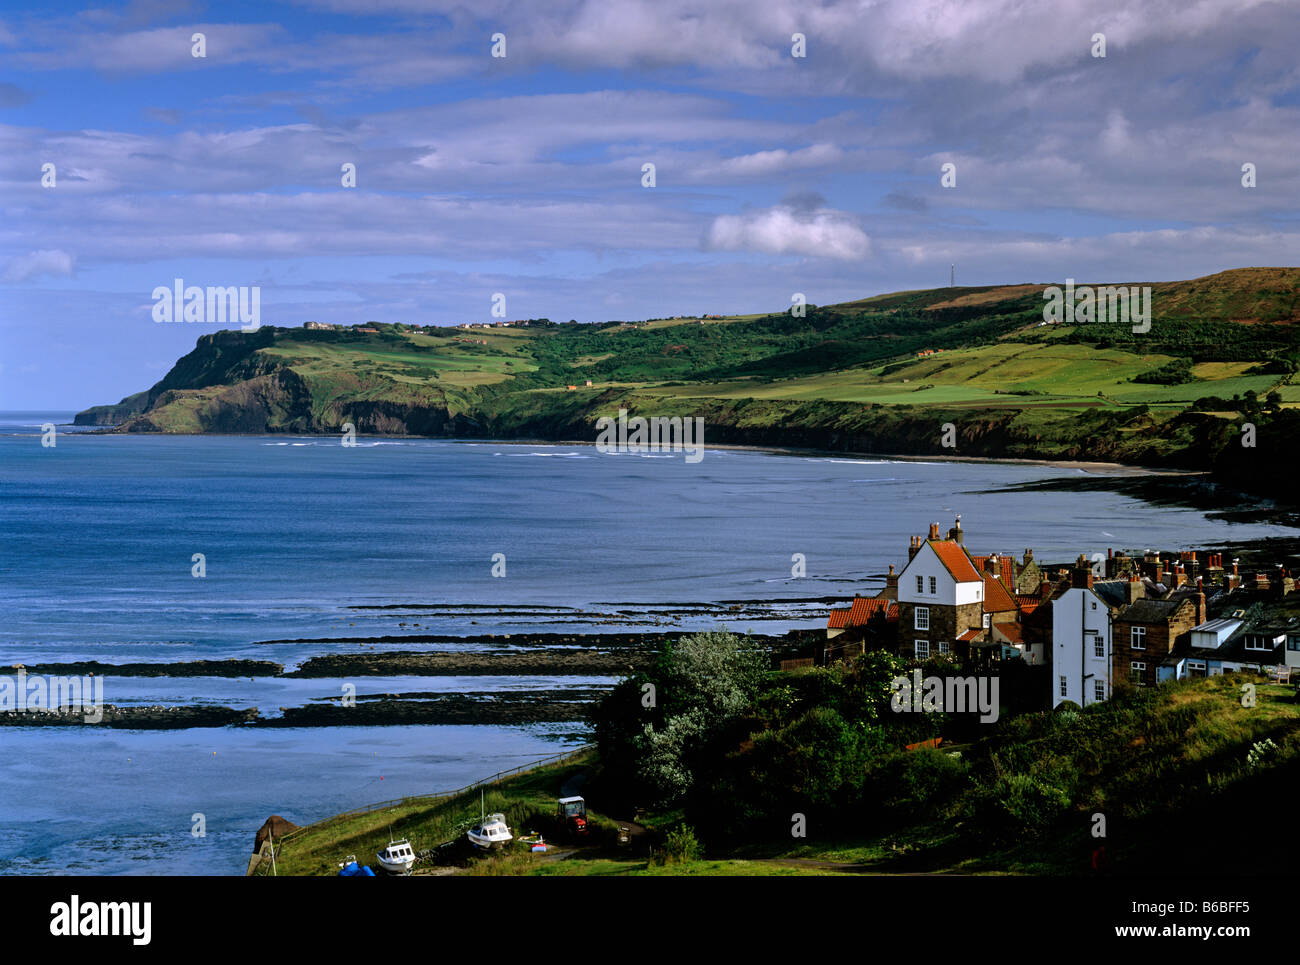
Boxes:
[705,202,870,259]
[2,249,75,283]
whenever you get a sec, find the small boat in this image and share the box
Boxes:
[468,813,513,850]
[518,833,547,853]
[337,854,376,876]
[467,788,513,851]
[375,838,416,874]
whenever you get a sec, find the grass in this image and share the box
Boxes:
[264,750,593,876]
[266,673,1300,877]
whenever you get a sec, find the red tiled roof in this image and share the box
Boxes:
[1014,594,1041,613]
[929,540,983,583]
[993,622,1023,644]
[983,574,1018,613]
[970,555,1016,585]
[956,628,982,642]
[827,596,894,629]
[848,596,891,624]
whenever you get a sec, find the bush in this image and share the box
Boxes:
[867,748,971,821]
[988,773,1071,832]
[650,823,702,865]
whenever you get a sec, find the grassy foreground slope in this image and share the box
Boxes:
[78,267,1300,501]
[264,672,1299,877]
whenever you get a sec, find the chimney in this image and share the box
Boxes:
[1040,578,1054,600]
[886,564,898,593]
[928,522,941,541]
[1195,577,1206,626]
[946,514,964,545]
[985,554,1000,577]
[1127,573,1145,604]
[1072,553,1093,590]
[908,535,920,561]
[1023,548,1033,565]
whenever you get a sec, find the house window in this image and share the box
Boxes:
[937,641,950,654]
[915,640,930,660]
[1092,635,1105,658]
[1244,634,1278,652]
[1090,601,1097,610]
[1289,636,1300,652]
[1130,626,1146,650]
[929,576,937,595]
[1130,661,1146,685]
[915,606,929,631]
[1187,659,1207,678]
[916,575,924,593]
[1059,676,1068,697]
[983,613,991,629]
[1093,680,1105,702]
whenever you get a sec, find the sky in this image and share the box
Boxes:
[1,0,1299,409]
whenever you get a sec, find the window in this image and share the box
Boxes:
[1059,676,1068,697]
[1093,636,1105,658]
[1130,661,1146,685]
[1093,681,1105,702]
[1091,601,1097,610]
[914,606,929,630]
[1289,635,1300,652]
[1187,659,1207,678]
[916,575,923,593]
[1244,634,1280,652]
[1130,626,1146,650]
[915,640,930,659]
[929,576,937,595]
[937,641,950,654]
[983,612,991,629]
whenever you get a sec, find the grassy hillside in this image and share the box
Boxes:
[263,670,1300,877]
[78,268,1300,501]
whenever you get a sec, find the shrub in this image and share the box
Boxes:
[650,823,702,865]
[990,773,1071,831]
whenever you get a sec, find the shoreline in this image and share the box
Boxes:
[43,424,1188,478]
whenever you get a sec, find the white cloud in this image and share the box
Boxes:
[705,203,870,259]
[2,249,75,283]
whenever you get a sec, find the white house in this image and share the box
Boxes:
[1051,578,1113,709]
[895,524,985,660]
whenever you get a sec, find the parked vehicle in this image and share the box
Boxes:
[557,795,589,837]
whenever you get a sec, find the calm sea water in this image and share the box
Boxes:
[0,412,1290,874]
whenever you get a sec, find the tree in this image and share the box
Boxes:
[591,630,768,808]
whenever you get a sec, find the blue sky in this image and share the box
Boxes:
[2,0,1299,409]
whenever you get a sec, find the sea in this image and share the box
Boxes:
[0,411,1291,874]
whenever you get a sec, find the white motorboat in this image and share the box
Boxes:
[467,812,513,850]
[375,838,416,874]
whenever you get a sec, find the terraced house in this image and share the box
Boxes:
[827,517,1040,665]
[825,529,1300,710]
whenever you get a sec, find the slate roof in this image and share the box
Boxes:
[1117,597,1193,624]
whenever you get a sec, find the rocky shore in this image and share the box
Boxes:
[284,648,651,677]
[0,705,260,728]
